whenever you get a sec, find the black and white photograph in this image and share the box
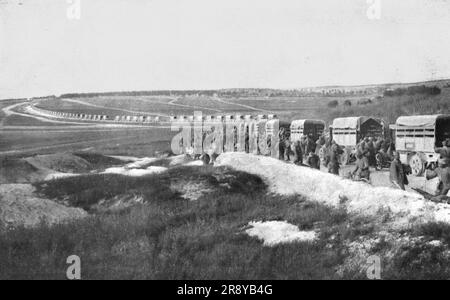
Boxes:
[1,0,450,283]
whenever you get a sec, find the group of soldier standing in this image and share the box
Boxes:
[388,138,450,197]
[279,132,321,169]
[279,132,392,178]
[278,131,450,199]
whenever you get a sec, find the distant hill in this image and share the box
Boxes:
[53,79,450,100]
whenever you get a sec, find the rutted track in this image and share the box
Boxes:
[2,101,172,127]
[214,96,272,113]
[167,97,223,113]
[2,102,88,125]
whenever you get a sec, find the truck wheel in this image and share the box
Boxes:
[340,148,350,166]
[409,154,425,176]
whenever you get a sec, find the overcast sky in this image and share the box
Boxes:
[1,0,450,99]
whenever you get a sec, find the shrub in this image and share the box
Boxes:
[327,100,339,108]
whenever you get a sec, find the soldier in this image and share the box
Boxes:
[278,128,286,160]
[357,139,366,157]
[374,137,383,153]
[352,151,370,181]
[321,137,332,167]
[366,137,376,166]
[306,133,316,155]
[283,137,292,162]
[389,151,408,190]
[328,140,342,175]
[386,138,395,160]
[300,134,308,159]
[307,151,320,170]
[291,140,303,165]
[316,134,326,153]
[426,158,450,196]
[435,138,450,166]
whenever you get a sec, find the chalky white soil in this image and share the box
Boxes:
[245,221,317,246]
[216,153,450,228]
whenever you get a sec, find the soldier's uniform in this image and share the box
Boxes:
[426,165,450,196]
[300,135,308,159]
[353,155,370,181]
[291,140,303,165]
[374,138,383,152]
[283,138,292,161]
[327,143,342,175]
[389,158,408,190]
[366,139,376,166]
[316,135,326,153]
[307,152,320,169]
[306,135,316,154]
[435,140,450,166]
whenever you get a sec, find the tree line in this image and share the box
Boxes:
[383,85,441,97]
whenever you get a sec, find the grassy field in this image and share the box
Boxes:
[37,96,223,116]
[0,127,174,157]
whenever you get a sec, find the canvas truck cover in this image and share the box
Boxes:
[331,117,385,147]
[332,116,386,129]
[290,119,325,129]
[332,117,367,129]
[396,115,443,128]
[290,119,325,142]
[395,114,450,154]
[331,117,361,146]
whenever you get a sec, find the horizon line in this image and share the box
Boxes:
[1,77,449,101]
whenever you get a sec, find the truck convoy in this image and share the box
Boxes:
[182,113,449,177]
[393,114,450,176]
